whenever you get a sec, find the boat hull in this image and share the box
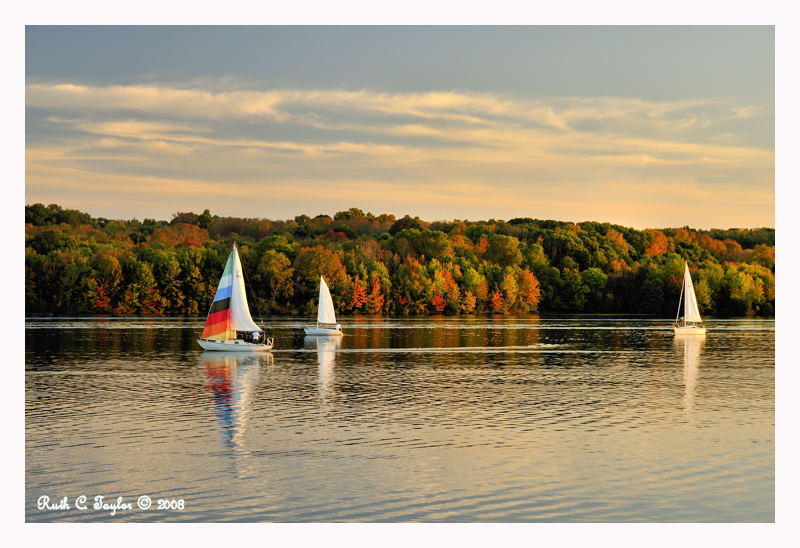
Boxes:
[673,326,707,335]
[304,327,343,337]
[198,339,274,351]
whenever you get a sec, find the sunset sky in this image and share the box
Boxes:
[24,25,775,229]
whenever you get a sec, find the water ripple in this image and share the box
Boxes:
[26,317,774,522]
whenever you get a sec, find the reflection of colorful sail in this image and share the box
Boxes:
[675,336,704,413]
[200,353,261,450]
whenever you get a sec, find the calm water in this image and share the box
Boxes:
[25,316,774,522]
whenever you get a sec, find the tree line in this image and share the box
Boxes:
[25,203,776,317]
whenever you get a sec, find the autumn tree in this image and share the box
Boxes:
[22,203,776,318]
[752,244,775,269]
[258,250,295,306]
[644,230,669,257]
[365,278,385,314]
[352,277,368,310]
[395,254,431,314]
[294,246,347,287]
[491,291,504,313]
[500,272,518,313]
[516,269,541,313]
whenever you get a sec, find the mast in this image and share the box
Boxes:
[675,266,685,325]
[229,243,262,334]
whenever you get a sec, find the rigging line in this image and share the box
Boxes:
[242,256,263,323]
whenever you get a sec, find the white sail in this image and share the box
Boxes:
[230,245,261,333]
[317,277,337,324]
[682,262,702,323]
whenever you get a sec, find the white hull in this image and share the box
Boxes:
[304,327,343,337]
[198,339,274,351]
[673,326,707,335]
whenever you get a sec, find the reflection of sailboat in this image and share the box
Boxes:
[674,261,707,335]
[198,243,274,351]
[304,277,343,337]
[305,335,340,402]
[199,352,262,451]
[675,335,704,413]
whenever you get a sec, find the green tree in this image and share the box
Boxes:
[485,234,522,267]
[178,247,206,315]
[29,229,78,255]
[561,267,589,311]
[389,215,423,235]
[293,246,347,312]
[415,230,454,262]
[152,250,184,314]
[258,250,295,304]
[694,278,712,313]
[198,209,213,230]
[334,207,366,221]
[115,258,165,315]
[581,267,608,311]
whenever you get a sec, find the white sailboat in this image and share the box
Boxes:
[197,244,274,351]
[674,261,707,335]
[304,277,343,336]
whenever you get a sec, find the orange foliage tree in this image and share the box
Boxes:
[645,229,669,257]
[352,278,368,309]
[294,245,347,286]
[516,269,541,313]
[366,279,385,314]
[491,291,504,313]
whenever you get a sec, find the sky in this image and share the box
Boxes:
[24,25,775,229]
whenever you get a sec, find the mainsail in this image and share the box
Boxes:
[317,277,337,324]
[201,245,261,340]
[682,262,703,323]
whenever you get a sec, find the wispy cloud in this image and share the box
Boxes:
[25,82,774,228]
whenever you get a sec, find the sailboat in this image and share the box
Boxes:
[673,261,707,335]
[304,276,343,336]
[197,243,274,351]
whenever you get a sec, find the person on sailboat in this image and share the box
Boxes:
[335,324,342,332]
[252,331,259,344]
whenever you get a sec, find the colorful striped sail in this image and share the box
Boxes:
[201,251,234,340]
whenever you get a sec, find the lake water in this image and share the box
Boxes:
[25,316,774,522]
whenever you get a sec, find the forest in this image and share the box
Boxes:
[25,203,775,318]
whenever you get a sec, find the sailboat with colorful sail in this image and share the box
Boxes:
[197,244,274,351]
[674,262,707,335]
[303,277,343,337]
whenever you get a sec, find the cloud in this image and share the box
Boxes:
[731,105,758,118]
[27,83,759,134]
[25,82,774,228]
